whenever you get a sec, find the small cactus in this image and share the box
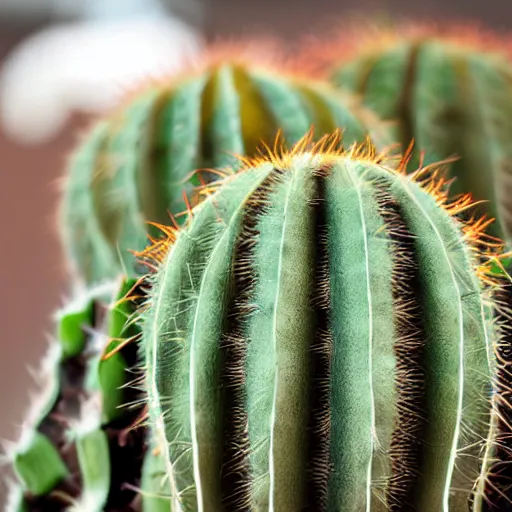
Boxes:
[5,278,167,511]
[139,136,510,511]
[59,51,394,285]
[315,24,512,241]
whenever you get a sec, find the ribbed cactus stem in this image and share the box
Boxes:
[60,56,393,285]
[140,138,507,511]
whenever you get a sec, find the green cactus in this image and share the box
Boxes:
[5,278,168,511]
[59,57,394,285]
[140,139,509,511]
[325,31,512,241]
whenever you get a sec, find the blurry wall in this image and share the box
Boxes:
[1,0,512,504]
[0,29,86,502]
[205,0,512,40]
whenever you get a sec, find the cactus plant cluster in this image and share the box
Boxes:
[5,19,512,512]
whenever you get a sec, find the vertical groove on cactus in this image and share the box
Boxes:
[200,70,222,170]
[218,170,285,510]
[374,184,428,509]
[304,182,332,510]
[396,42,421,162]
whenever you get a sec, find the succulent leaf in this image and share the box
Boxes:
[7,279,159,511]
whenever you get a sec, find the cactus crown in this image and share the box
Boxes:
[136,134,510,511]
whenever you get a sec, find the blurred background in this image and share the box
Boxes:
[1,0,512,504]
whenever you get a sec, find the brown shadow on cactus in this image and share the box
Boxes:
[199,64,276,172]
[373,183,429,511]
[303,172,333,509]
[396,40,422,169]
[102,424,146,511]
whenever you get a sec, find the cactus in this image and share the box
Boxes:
[5,278,168,511]
[59,52,394,285]
[139,136,510,511]
[315,25,512,241]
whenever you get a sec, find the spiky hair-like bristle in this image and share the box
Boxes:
[138,133,506,279]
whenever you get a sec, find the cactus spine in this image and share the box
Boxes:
[324,29,512,241]
[60,57,393,285]
[6,279,167,511]
[139,138,509,511]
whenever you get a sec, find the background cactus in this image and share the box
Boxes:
[309,25,512,241]
[139,138,509,511]
[59,51,394,286]
[5,278,168,511]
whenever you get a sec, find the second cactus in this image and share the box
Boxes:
[60,55,392,285]
[6,278,169,512]
[326,28,512,241]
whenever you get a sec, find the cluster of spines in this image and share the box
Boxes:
[134,135,512,511]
